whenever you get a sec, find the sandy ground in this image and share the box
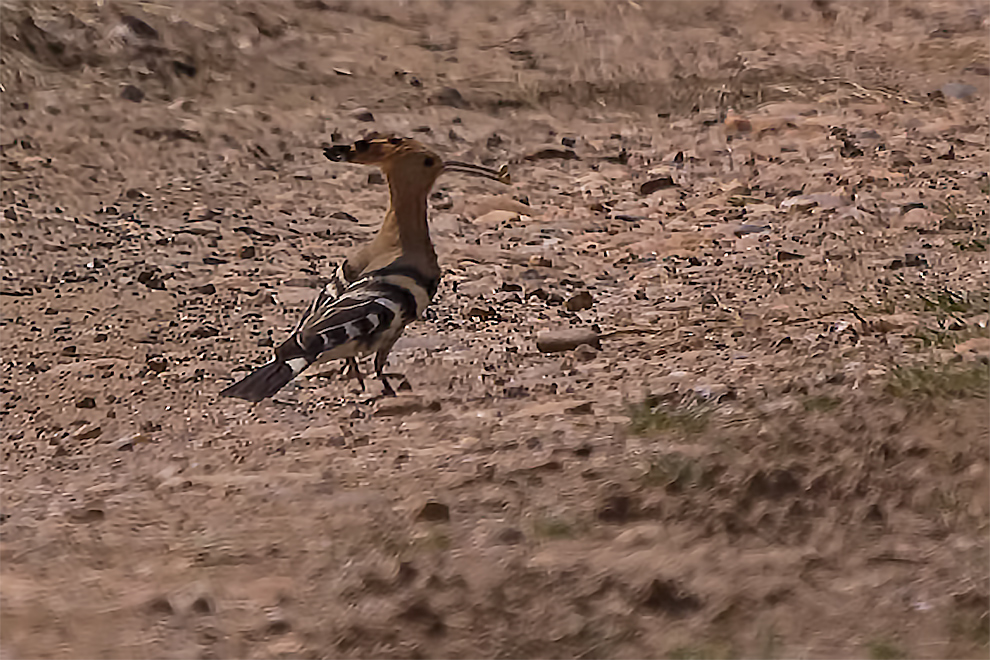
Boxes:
[1,1,988,658]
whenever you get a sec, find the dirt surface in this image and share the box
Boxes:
[1,1,989,658]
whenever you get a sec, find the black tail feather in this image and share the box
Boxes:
[220,360,297,402]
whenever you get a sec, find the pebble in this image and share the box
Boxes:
[249,290,276,307]
[351,108,375,122]
[597,492,637,523]
[525,147,578,161]
[188,325,219,339]
[137,270,166,290]
[191,283,216,295]
[492,526,525,545]
[536,328,601,353]
[432,86,466,108]
[283,277,320,288]
[565,401,594,415]
[464,305,499,321]
[75,396,97,409]
[528,255,553,268]
[417,501,450,522]
[147,355,168,373]
[573,344,599,362]
[238,245,256,259]
[564,291,593,311]
[73,424,103,441]
[640,176,677,195]
[120,84,145,103]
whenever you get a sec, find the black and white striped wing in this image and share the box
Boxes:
[277,268,433,369]
[220,266,438,402]
[289,260,353,336]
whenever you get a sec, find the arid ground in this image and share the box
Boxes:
[1,1,988,658]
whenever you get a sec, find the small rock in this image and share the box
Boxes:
[432,86,465,107]
[528,255,553,268]
[565,401,594,415]
[573,344,599,362]
[121,14,159,40]
[525,147,579,161]
[464,305,499,321]
[111,436,135,451]
[536,328,602,353]
[191,283,216,295]
[188,325,219,339]
[597,493,637,523]
[283,277,319,288]
[124,187,148,200]
[248,290,276,307]
[639,578,702,614]
[564,291,593,311]
[492,526,525,545]
[120,84,145,103]
[367,171,385,185]
[237,245,256,259]
[351,108,375,122]
[67,506,105,524]
[417,501,450,522]
[61,345,77,356]
[137,270,166,290]
[73,424,103,441]
[639,176,677,195]
[3,207,18,221]
[776,250,805,262]
[890,152,914,169]
[146,355,168,373]
[75,396,97,409]
[330,210,359,222]
[146,595,175,616]
[732,223,770,237]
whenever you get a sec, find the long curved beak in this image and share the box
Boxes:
[443,161,511,184]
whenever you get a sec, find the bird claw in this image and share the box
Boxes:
[380,378,396,397]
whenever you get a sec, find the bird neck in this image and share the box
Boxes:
[377,176,435,261]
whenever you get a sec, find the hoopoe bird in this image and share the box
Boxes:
[220,135,510,402]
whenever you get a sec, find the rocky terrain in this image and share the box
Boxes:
[1,1,988,658]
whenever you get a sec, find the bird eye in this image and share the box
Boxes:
[354,140,369,152]
[389,137,403,145]
[424,156,435,167]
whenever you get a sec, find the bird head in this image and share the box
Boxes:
[324,134,510,187]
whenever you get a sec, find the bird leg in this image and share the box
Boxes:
[341,357,365,391]
[374,346,397,397]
